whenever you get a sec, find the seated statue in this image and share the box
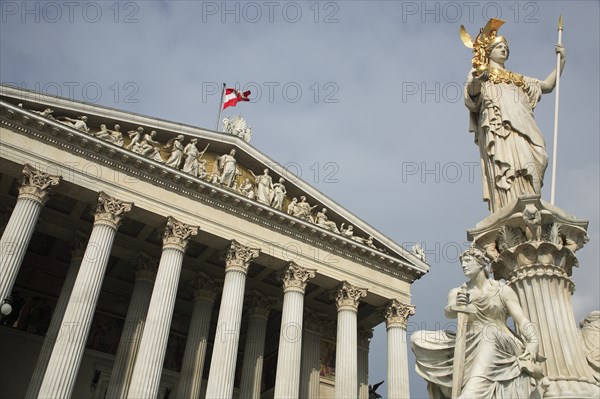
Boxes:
[411,247,543,398]
[580,311,600,382]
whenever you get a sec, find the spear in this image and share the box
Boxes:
[550,16,563,205]
[451,284,476,398]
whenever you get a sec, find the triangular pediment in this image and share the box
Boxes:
[0,84,428,280]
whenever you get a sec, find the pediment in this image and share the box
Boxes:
[0,84,428,280]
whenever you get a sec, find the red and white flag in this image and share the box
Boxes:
[223,88,251,109]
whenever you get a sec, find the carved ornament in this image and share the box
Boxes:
[281,262,316,293]
[18,164,60,204]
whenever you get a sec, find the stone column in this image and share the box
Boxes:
[38,192,133,398]
[274,263,316,399]
[334,281,367,399]
[105,254,159,399]
[175,273,220,399]
[469,198,600,398]
[126,217,199,399]
[239,292,275,399]
[299,312,324,399]
[335,281,367,399]
[25,232,87,399]
[205,240,260,399]
[0,164,59,303]
[385,299,415,399]
[357,327,373,399]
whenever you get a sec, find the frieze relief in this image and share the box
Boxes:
[18,104,388,253]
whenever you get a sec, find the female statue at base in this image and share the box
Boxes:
[411,247,544,398]
[462,19,565,213]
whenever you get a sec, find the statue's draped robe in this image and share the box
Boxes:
[465,73,548,212]
[411,283,534,398]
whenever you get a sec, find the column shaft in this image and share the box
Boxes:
[299,328,321,399]
[387,327,409,399]
[335,309,358,399]
[0,198,43,302]
[176,294,216,399]
[0,165,59,303]
[106,264,156,398]
[126,248,184,398]
[357,345,369,399]
[37,223,119,397]
[239,311,269,399]
[25,244,85,399]
[274,290,305,398]
[204,270,247,398]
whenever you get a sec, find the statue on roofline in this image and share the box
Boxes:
[462,18,565,213]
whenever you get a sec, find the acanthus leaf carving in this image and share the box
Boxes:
[162,216,199,252]
[333,281,367,312]
[19,164,61,204]
[281,262,316,293]
[93,192,133,229]
[224,240,260,273]
[384,299,415,328]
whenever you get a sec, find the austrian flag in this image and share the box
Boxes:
[223,88,251,109]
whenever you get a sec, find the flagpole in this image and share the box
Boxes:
[550,16,563,205]
[215,83,226,131]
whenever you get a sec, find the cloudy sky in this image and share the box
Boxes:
[1,1,598,397]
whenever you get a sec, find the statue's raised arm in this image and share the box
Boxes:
[461,19,565,213]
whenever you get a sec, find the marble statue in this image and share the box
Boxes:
[217,149,238,188]
[94,124,112,140]
[198,159,208,180]
[315,208,340,233]
[182,138,199,176]
[32,108,55,119]
[164,135,185,169]
[58,115,89,133]
[580,311,600,381]
[110,124,124,147]
[135,131,164,163]
[340,224,366,244]
[411,247,543,398]
[239,178,255,199]
[412,243,426,262]
[126,127,144,150]
[462,19,565,213]
[271,178,286,210]
[292,196,317,222]
[287,197,298,215]
[251,169,274,205]
[223,115,252,142]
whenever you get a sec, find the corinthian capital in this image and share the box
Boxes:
[162,216,199,252]
[245,291,276,318]
[334,281,367,312]
[281,262,316,293]
[224,240,260,274]
[384,299,415,329]
[192,272,221,302]
[93,192,133,229]
[18,164,60,204]
[135,252,159,281]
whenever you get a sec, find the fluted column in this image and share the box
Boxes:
[0,164,59,303]
[126,217,199,399]
[106,254,159,398]
[299,312,324,399]
[385,299,415,399]
[274,262,316,398]
[205,240,260,399]
[38,192,133,398]
[175,273,220,399]
[239,292,275,399]
[25,232,87,399]
[334,281,367,399]
[357,327,373,399]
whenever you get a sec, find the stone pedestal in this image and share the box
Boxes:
[469,196,600,398]
[0,164,59,303]
[38,192,133,398]
[106,254,158,399]
[126,217,199,399]
[25,232,86,399]
[334,281,367,399]
[205,240,260,399]
[175,273,219,399]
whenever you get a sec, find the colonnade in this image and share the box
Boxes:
[1,164,415,398]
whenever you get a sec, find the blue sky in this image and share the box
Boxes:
[1,1,598,397]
